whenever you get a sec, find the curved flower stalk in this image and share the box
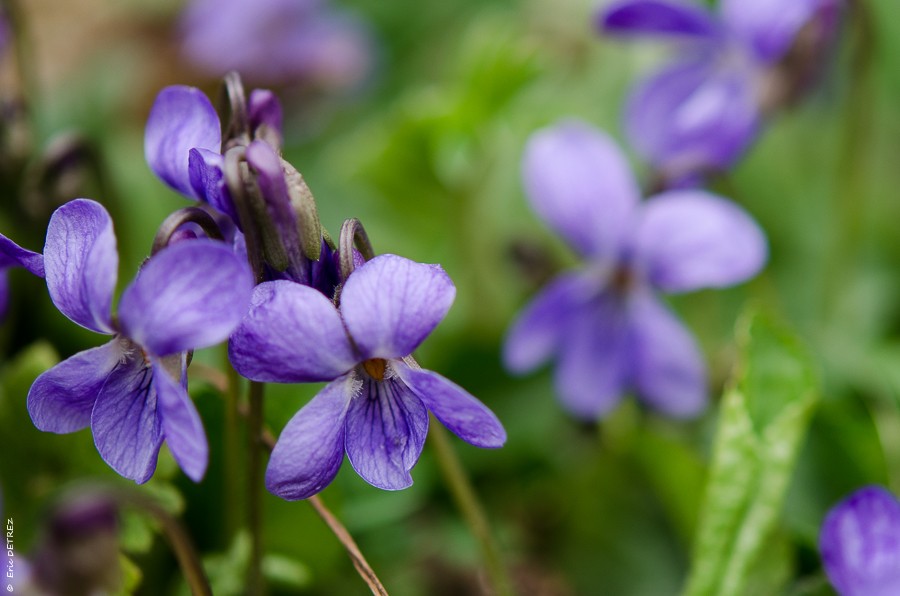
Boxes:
[180,0,374,90]
[599,0,840,185]
[230,254,506,500]
[820,485,900,596]
[504,120,767,419]
[25,199,253,483]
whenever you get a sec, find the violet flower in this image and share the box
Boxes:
[599,0,838,183]
[180,0,373,89]
[504,120,766,419]
[229,254,506,500]
[820,486,900,596]
[26,199,253,483]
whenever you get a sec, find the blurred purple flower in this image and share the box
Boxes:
[180,0,374,89]
[230,254,506,500]
[504,120,766,419]
[0,232,44,319]
[26,199,253,483]
[599,0,838,183]
[820,486,900,596]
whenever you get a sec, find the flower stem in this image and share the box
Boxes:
[113,488,212,596]
[224,352,241,541]
[247,380,266,594]
[427,416,512,596]
[824,0,874,318]
[308,496,389,596]
[248,411,390,595]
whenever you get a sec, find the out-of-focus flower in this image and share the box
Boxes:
[599,0,840,184]
[504,120,766,419]
[25,199,253,483]
[180,0,373,90]
[31,493,121,595]
[230,254,506,500]
[820,485,900,596]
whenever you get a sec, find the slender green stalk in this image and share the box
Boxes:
[823,0,874,318]
[224,350,242,541]
[246,381,266,594]
[427,416,512,596]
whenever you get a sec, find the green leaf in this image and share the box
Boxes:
[683,310,818,596]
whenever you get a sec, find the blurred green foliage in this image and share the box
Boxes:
[2,0,900,594]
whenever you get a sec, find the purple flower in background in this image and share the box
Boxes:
[26,199,253,483]
[599,0,838,183]
[504,120,766,419]
[820,486,900,596]
[0,231,44,318]
[181,0,374,90]
[230,254,506,500]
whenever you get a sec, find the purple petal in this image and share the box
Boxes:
[522,120,640,259]
[633,190,767,293]
[344,372,429,490]
[820,486,900,596]
[554,293,630,419]
[395,362,505,448]
[188,148,239,223]
[248,89,284,135]
[340,254,456,360]
[27,340,124,433]
[628,290,707,417]
[265,374,354,500]
[600,0,720,39]
[0,233,44,277]
[503,271,601,374]
[44,199,117,334]
[721,0,823,64]
[145,85,221,198]
[625,57,759,176]
[153,359,208,482]
[90,352,163,484]
[229,280,356,383]
[118,239,253,357]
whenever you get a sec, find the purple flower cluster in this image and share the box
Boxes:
[599,0,839,184]
[504,120,766,419]
[10,78,505,498]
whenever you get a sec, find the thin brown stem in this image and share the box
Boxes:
[247,405,389,596]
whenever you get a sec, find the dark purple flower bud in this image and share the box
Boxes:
[820,486,900,596]
[504,120,766,419]
[26,199,254,483]
[229,254,506,500]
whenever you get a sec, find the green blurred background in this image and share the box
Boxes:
[2,0,900,593]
